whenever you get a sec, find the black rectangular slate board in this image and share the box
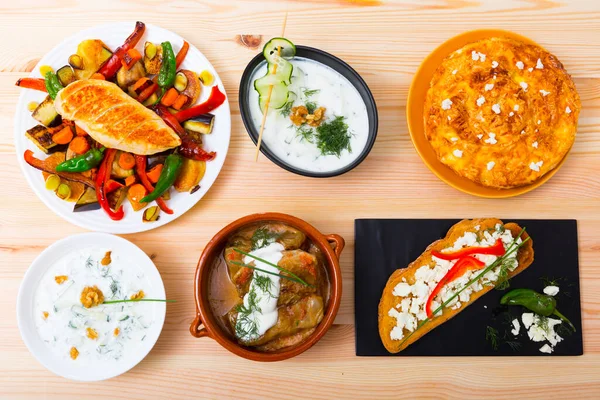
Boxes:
[354,219,583,356]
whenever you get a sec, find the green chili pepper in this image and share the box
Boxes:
[44,71,64,100]
[500,288,576,331]
[56,147,105,173]
[157,41,176,89]
[140,153,182,203]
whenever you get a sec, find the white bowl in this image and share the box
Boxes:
[14,21,231,233]
[17,233,166,381]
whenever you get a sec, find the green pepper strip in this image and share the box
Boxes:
[44,71,63,100]
[139,153,182,203]
[156,41,176,96]
[500,288,576,331]
[55,147,105,173]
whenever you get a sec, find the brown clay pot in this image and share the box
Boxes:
[190,212,344,361]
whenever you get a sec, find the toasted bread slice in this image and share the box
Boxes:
[378,218,534,354]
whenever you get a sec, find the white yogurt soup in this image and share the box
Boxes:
[33,247,160,365]
[248,57,370,173]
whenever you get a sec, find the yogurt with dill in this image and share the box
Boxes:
[248,57,370,173]
[33,248,159,365]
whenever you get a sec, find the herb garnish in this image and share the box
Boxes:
[303,88,320,97]
[254,275,276,298]
[486,326,499,350]
[103,299,176,305]
[232,248,314,287]
[305,101,317,114]
[279,100,294,117]
[251,228,279,250]
[315,116,352,157]
[295,125,315,143]
[235,289,261,339]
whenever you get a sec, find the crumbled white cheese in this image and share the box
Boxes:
[448,116,452,121]
[477,96,485,107]
[452,69,458,75]
[536,58,544,69]
[477,134,483,139]
[451,137,458,142]
[521,130,526,135]
[493,75,497,80]
[528,67,534,72]
[514,105,520,111]
[509,112,514,117]
[566,106,571,114]
[532,141,538,148]
[453,149,463,158]
[487,161,495,171]
[516,61,524,70]
[474,225,480,231]
[520,82,528,91]
[441,99,453,110]
[491,61,498,68]
[540,90,551,96]
[521,313,563,352]
[511,319,521,336]
[485,133,497,144]
[472,51,486,61]
[539,344,553,354]
[537,120,541,125]
[492,104,501,114]
[529,161,543,172]
[392,282,411,297]
[485,83,494,91]
[543,285,560,296]
[522,313,535,329]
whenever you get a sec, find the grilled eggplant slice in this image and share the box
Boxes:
[32,96,61,127]
[56,65,76,86]
[25,125,60,153]
[73,187,100,212]
[183,114,214,135]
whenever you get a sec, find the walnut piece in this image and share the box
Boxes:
[80,286,104,308]
[290,105,326,127]
[130,290,145,300]
[54,275,68,284]
[86,327,98,340]
[70,347,79,360]
[42,311,49,320]
[114,327,120,337]
[101,251,112,266]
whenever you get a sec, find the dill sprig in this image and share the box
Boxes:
[279,101,294,117]
[251,228,279,250]
[395,228,530,348]
[303,88,320,97]
[315,116,352,158]
[295,125,314,143]
[486,326,499,350]
[254,275,276,298]
[235,288,262,339]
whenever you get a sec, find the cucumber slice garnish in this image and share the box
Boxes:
[267,56,293,85]
[258,81,289,112]
[263,38,296,63]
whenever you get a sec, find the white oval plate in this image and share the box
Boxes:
[17,233,166,381]
[14,22,231,234]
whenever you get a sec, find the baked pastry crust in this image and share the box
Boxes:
[424,37,580,189]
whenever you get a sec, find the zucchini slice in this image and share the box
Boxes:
[32,96,61,127]
[25,125,60,153]
[56,65,76,86]
[263,38,296,63]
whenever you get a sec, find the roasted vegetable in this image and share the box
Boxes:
[179,70,201,108]
[134,155,173,214]
[56,183,72,200]
[45,174,61,191]
[56,65,76,86]
[107,186,127,211]
[95,148,124,220]
[140,153,182,203]
[73,187,100,212]
[128,77,153,98]
[44,71,64,99]
[174,158,205,192]
[174,71,187,92]
[98,22,145,80]
[32,96,61,127]
[111,151,135,178]
[127,183,147,211]
[174,85,226,123]
[73,40,112,80]
[56,147,104,172]
[40,152,86,201]
[183,114,214,135]
[199,70,214,86]
[16,77,47,92]
[25,125,61,153]
[158,42,176,90]
[175,41,189,69]
[144,41,163,74]
[24,150,95,188]
[143,206,160,222]
[68,54,84,70]
[116,60,146,90]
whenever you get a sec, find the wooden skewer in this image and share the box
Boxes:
[254,12,289,162]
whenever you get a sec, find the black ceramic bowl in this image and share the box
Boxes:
[238,46,378,178]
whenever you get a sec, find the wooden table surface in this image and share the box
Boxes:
[1,1,599,398]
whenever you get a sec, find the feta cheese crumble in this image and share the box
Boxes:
[485,83,494,91]
[514,104,520,111]
[452,69,458,75]
[441,98,453,110]
[472,51,486,62]
[528,67,534,72]
[539,344,553,354]
[532,141,538,148]
[451,137,458,142]
[511,319,521,336]
[487,161,495,171]
[516,61,524,70]
[476,96,485,107]
[537,120,541,125]
[521,313,563,354]
[520,82,528,91]
[492,104,501,114]
[543,285,560,296]
[540,90,551,96]
[477,134,483,139]
[536,58,544,69]
[491,61,498,68]
[509,112,514,117]
[453,149,463,158]
[529,160,543,172]
[485,133,497,145]
[566,106,571,114]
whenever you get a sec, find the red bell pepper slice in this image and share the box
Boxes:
[425,255,485,317]
[134,155,173,215]
[175,41,189,69]
[16,78,48,92]
[431,239,506,260]
[97,21,146,80]
[95,148,124,220]
[174,85,226,123]
[105,179,124,194]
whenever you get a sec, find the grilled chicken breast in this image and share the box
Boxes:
[54,79,181,155]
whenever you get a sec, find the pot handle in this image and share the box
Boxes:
[190,313,211,338]
[325,234,345,259]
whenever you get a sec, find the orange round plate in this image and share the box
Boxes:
[407,29,572,198]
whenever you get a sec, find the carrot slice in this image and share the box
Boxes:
[124,175,137,187]
[74,125,88,136]
[175,41,189,69]
[127,183,148,211]
[90,73,106,80]
[172,94,189,110]
[147,164,163,184]
[52,126,74,145]
[161,88,179,107]
[69,136,90,155]
[131,77,150,93]
[118,152,136,170]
